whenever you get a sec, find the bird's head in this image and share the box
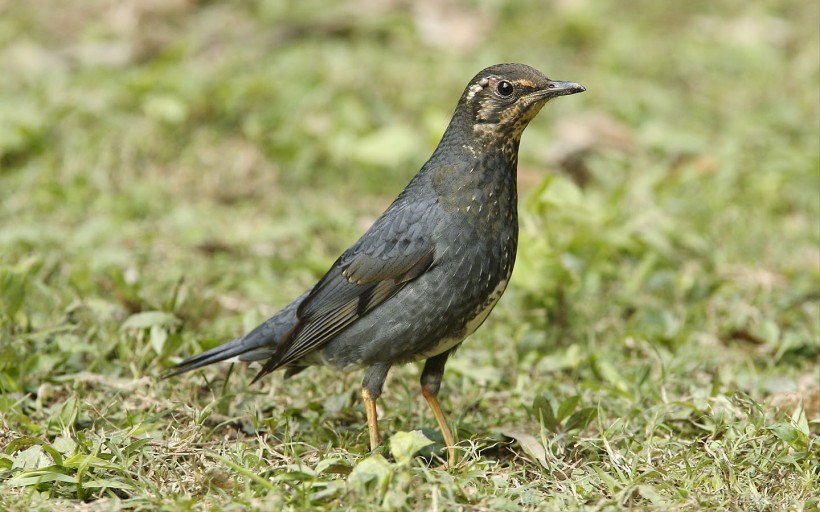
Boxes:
[456,63,585,142]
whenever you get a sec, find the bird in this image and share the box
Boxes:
[165,63,585,466]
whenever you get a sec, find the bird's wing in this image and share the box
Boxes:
[252,191,439,380]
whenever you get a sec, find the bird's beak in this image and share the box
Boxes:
[537,80,586,99]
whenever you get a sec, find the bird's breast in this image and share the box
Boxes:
[414,276,509,360]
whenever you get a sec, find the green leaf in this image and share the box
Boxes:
[8,470,78,487]
[149,324,168,354]
[52,436,77,457]
[48,396,79,431]
[637,484,670,507]
[389,430,434,466]
[315,457,351,475]
[502,430,548,469]
[5,436,40,454]
[594,358,629,393]
[564,407,598,432]
[593,464,620,494]
[557,395,581,423]
[122,438,152,458]
[768,422,808,450]
[82,478,135,490]
[790,403,810,438]
[532,395,558,433]
[348,454,393,495]
[11,446,52,470]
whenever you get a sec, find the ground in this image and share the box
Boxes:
[0,0,818,510]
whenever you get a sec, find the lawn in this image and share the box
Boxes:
[1,0,818,510]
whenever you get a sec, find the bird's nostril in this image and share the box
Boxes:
[548,83,556,89]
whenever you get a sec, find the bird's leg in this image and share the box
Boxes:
[421,349,456,467]
[361,363,391,453]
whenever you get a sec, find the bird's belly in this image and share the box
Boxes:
[413,277,508,360]
[315,271,510,368]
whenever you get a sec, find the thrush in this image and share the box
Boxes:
[166,63,585,466]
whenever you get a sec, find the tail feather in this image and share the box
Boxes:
[163,335,268,378]
[163,289,311,379]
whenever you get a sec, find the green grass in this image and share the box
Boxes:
[1,0,818,510]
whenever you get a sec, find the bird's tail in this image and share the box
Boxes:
[163,289,310,379]
[162,334,274,379]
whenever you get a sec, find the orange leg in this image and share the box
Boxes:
[361,363,391,453]
[422,386,456,467]
[362,387,381,451]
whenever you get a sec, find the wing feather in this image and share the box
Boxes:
[252,189,440,380]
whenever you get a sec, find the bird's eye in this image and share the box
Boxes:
[496,80,514,97]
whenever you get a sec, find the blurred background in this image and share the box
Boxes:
[0,0,817,508]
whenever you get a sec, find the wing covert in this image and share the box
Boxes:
[254,189,440,378]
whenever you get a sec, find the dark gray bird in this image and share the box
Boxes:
[166,63,585,466]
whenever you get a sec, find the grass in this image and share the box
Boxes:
[1,0,818,510]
